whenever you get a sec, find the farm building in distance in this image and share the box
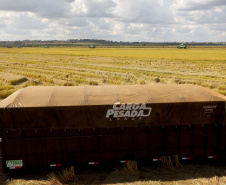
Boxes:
[0,84,225,170]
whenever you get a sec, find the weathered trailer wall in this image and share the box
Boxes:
[0,102,225,129]
[1,123,226,170]
[0,85,225,170]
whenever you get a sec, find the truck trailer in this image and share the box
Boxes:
[0,84,225,170]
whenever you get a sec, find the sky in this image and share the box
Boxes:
[0,0,225,42]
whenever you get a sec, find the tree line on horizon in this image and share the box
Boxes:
[0,39,225,48]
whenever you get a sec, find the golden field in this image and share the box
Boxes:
[3,163,226,185]
[0,47,226,185]
[0,47,226,100]
[1,47,226,61]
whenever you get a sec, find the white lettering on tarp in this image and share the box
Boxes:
[106,103,152,120]
[203,105,217,118]
[203,105,217,109]
[203,105,217,114]
[106,109,114,118]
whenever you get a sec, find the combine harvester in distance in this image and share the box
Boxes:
[177,44,187,49]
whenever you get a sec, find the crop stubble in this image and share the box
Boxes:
[0,47,225,99]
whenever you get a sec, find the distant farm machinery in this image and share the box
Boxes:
[177,44,187,49]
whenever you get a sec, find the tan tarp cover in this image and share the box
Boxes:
[0,84,225,129]
[1,84,226,108]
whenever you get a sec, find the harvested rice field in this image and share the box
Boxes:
[0,47,226,100]
[0,46,226,185]
[2,163,226,185]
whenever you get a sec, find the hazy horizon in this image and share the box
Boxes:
[0,0,225,42]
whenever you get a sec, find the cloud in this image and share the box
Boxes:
[0,12,48,37]
[0,0,225,41]
[13,13,49,30]
[71,0,116,18]
[174,0,226,11]
[0,0,73,18]
[172,0,226,31]
[113,0,175,24]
